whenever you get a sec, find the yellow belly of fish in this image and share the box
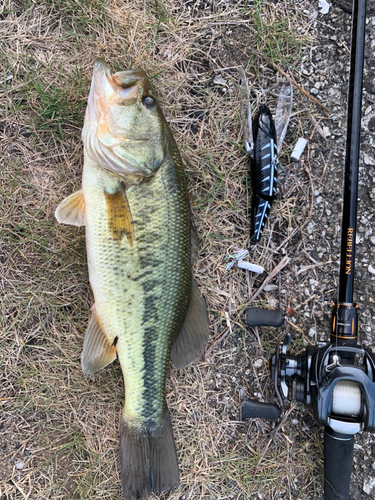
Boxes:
[82,158,191,427]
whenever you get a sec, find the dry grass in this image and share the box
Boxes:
[0,1,332,499]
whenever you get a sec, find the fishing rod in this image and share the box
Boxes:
[242,0,370,498]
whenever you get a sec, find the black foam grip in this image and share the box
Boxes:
[324,427,354,500]
[246,307,283,327]
[241,398,280,421]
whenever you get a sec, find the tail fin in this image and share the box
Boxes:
[120,412,179,500]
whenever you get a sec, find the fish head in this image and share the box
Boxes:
[82,59,168,183]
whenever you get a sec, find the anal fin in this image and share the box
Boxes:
[55,190,85,226]
[171,279,209,369]
[81,308,117,375]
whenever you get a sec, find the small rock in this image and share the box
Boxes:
[263,284,279,291]
[319,0,330,14]
[370,236,375,245]
[310,88,319,95]
[213,75,227,86]
[309,328,316,338]
[363,477,375,494]
[307,222,315,235]
[269,297,278,309]
[15,461,24,470]
[368,264,375,275]
[364,154,375,165]
[322,126,330,137]
[253,359,263,368]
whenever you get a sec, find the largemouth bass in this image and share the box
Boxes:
[55,59,209,500]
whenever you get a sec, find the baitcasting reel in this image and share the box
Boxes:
[242,303,375,499]
[243,307,375,437]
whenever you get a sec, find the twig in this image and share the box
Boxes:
[255,437,273,471]
[308,113,328,139]
[293,293,318,311]
[205,327,230,358]
[255,403,297,471]
[296,260,333,276]
[274,228,299,253]
[247,255,290,304]
[263,56,329,115]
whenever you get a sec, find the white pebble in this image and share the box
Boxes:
[364,477,375,494]
[307,222,314,235]
[319,0,330,13]
[253,359,263,368]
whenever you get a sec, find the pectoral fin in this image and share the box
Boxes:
[171,280,209,369]
[55,190,86,226]
[105,183,133,245]
[81,308,117,375]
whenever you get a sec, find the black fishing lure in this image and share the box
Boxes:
[251,105,278,243]
[239,67,292,246]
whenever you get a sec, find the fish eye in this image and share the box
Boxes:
[142,95,156,109]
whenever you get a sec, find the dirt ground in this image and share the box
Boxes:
[1,0,375,499]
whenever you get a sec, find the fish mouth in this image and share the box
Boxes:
[92,58,148,103]
[83,59,156,179]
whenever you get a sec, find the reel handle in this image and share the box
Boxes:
[246,307,283,327]
[324,427,354,500]
[241,398,280,421]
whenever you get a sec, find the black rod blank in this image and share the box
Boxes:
[338,0,367,304]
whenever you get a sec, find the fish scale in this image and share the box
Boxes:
[83,151,191,425]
